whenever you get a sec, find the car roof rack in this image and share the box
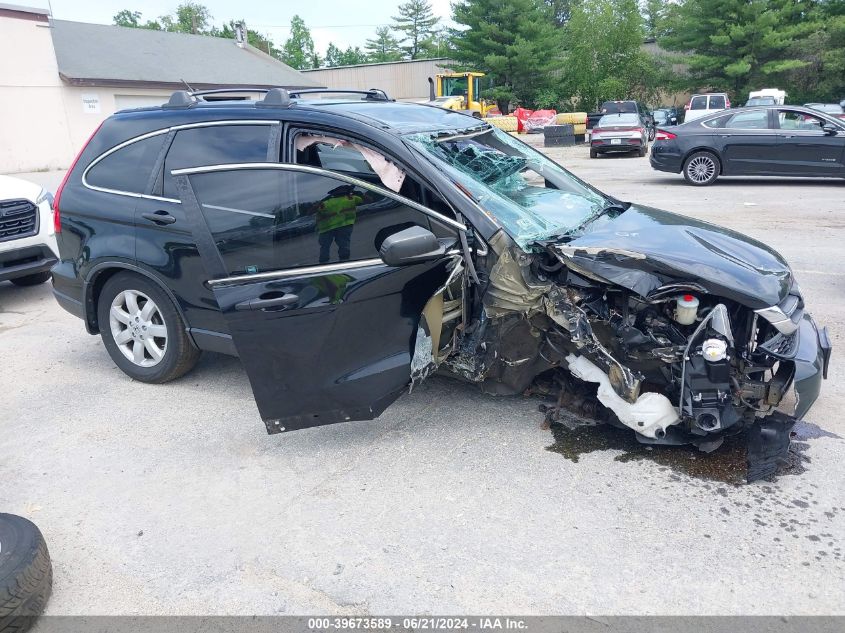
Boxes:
[287,88,392,101]
[163,86,391,110]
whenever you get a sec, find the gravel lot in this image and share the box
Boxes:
[2,144,844,616]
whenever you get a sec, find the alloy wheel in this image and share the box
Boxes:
[109,289,167,367]
[686,155,716,183]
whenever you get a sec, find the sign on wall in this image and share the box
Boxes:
[81,93,101,114]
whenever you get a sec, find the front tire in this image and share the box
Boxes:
[10,271,50,287]
[683,151,720,186]
[97,272,200,383]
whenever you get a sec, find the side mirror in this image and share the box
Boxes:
[822,123,839,136]
[379,226,446,267]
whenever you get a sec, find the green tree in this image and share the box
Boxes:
[545,0,574,26]
[159,1,213,34]
[337,46,369,66]
[392,0,440,59]
[451,0,562,112]
[365,26,403,62]
[112,9,162,30]
[281,15,316,70]
[661,0,819,101]
[641,0,666,38]
[779,0,845,102]
[562,0,663,110]
[324,42,343,67]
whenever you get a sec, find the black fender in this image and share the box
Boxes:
[82,261,193,343]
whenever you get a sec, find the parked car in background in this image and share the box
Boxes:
[650,105,845,185]
[590,113,649,158]
[745,96,776,107]
[747,89,786,106]
[804,103,845,120]
[683,93,730,122]
[599,100,654,140]
[653,108,679,126]
[0,175,58,287]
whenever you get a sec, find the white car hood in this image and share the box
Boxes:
[0,175,43,203]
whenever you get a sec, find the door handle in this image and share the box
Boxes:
[141,211,177,225]
[235,293,299,311]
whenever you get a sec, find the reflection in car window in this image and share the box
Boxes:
[779,111,825,131]
[87,135,164,194]
[189,169,431,275]
[702,114,732,128]
[162,125,271,198]
[725,110,770,129]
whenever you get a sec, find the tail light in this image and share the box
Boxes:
[655,130,677,141]
[53,121,103,234]
[632,128,643,134]
[591,128,604,135]
[725,97,731,108]
[684,103,690,110]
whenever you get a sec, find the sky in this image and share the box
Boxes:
[30,0,455,54]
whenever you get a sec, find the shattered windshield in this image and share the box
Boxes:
[406,127,609,248]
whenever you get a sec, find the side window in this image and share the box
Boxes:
[86,135,164,193]
[690,96,707,110]
[725,110,770,129]
[294,133,427,207]
[708,95,726,109]
[188,169,436,276]
[702,113,732,128]
[779,111,825,132]
[161,125,271,198]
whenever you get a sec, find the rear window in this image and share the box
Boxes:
[601,101,637,114]
[86,135,164,194]
[598,113,639,126]
[161,125,272,198]
[708,95,727,109]
[690,96,707,110]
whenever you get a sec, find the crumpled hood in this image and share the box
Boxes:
[548,205,792,309]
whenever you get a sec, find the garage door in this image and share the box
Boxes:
[115,94,170,111]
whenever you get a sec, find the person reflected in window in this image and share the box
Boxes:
[314,185,363,263]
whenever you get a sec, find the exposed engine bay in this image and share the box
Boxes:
[416,225,831,483]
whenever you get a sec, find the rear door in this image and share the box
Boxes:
[173,164,464,433]
[773,109,845,176]
[713,109,780,175]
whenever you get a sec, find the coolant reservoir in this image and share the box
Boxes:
[675,294,699,325]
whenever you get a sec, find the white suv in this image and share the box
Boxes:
[0,175,58,287]
[683,93,730,122]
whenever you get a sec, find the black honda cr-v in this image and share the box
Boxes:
[51,87,829,479]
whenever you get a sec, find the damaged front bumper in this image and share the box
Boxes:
[747,314,830,482]
[792,313,831,420]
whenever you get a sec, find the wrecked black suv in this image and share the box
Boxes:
[51,88,831,478]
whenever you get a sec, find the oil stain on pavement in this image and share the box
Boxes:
[545,419,840,485]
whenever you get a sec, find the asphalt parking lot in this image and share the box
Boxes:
[2,145,844,616]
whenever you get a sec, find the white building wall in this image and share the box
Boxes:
[0,12,173,173]
[0,12,75,173]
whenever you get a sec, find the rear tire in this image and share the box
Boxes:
[683,151,720,186]
[10,272,50,287]
[638,146,647,157]
[0,514,52,633]
[589,148,598,159]
[97,272,200,383]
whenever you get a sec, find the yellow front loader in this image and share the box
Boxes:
[426,72,495,118]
